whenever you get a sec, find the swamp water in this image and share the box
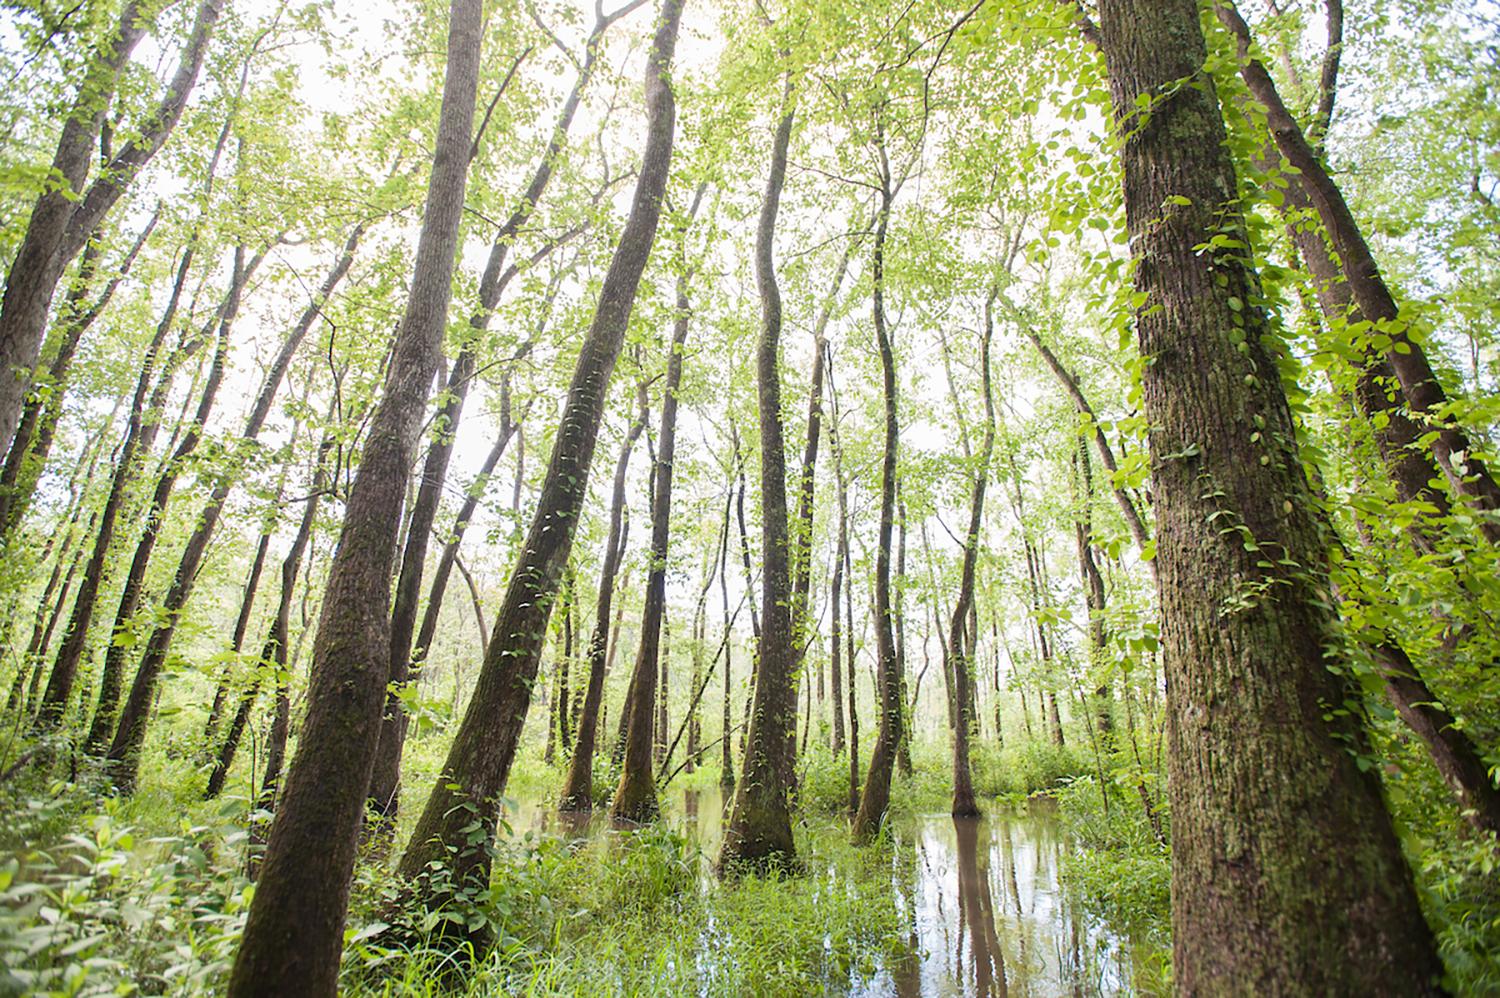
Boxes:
[505,787,1136,996]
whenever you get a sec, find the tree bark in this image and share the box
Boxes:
[1094,1,1444,989]
[226,2,483,991]
[395,0,682,915]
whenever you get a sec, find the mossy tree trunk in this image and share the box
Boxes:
[1093,0,1445,989]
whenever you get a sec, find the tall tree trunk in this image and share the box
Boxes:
[227,3,483,990]
[558,391,647,811]
[559,570,576,750]
[949,291,996,819]
[408,408,517,673]
[1073,442,1112,743]
[828,482,846,754]
[5,456,97,714]
[721,86,798,871]
[732,428,759,749]
[894,494,913,779]
[395,0,682,915]
[845,532,859,816]
[1093,1,1443,988]
[251,441,333,870]
[990,613,1002,745]
[1023,329,1152,565]
[365,12,624,817]
[1369,640,1500,836]
[853,139,903,843]
[203,528,274,745]
[614,190,702,820]
[0,0,224,452]
[784,241,852,766]
[24,525,90,716]
[718,482,737,790]
[653,614,669,766]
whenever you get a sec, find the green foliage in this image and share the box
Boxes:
[0,780,251,997]
[1418,834,1500,993]
[344,820,903,997]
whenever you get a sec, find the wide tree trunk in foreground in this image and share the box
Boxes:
[720,89,798,872]
[1094,0,1444,990]
[226,2,483,992]
[396,0,682,911]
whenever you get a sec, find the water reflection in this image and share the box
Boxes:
[507,789,1131,996]
[865,807,1131,997]
[955,817,1007,996]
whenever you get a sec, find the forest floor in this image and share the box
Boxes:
[5,729,1496,995]
[0,732,1183,996]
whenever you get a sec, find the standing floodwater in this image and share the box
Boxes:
[511,788,1134,996]
[861,809,1132,997]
